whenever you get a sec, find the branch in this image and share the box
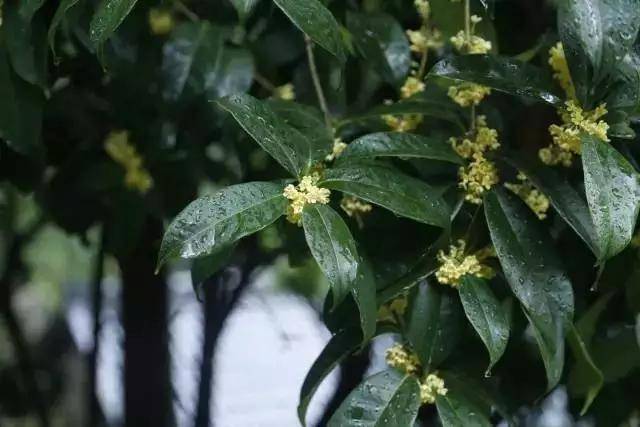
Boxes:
[304,35,332,129]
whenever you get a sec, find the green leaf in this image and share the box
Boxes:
[48,0,81,59]
[217,94,312,178]
[484,188,574,390]
[89,0,139,49]
[558,0,640,103]
[346,12,410,85]
[582,136,640,262]
[19,0,46,22]
[429,55,563,106]
[211,47,254,98]
[405,281,462,369]
[2,1,47,87]
[327,369,421,427]
[458,276,509,373]
[267,100,333,163]
[591,324,640,382]
[502,154,599,255]
[0,47,43,157]
[436,389,492,427]
[157,182,287,268]
[272,0,346,62]
[230,0,260,20]
[298,326,362,426]
[302,204,360,309]
[352,255,378,342]
[339,132,463,165]
[568,325,604,415]
[319,163,451,228]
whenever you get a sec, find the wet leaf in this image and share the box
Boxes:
[217,94,313,178]
[459,276,509,373]
[429,55,563,106]
[327,369,421,427]
[157,181,287,268]
[346,12,410,85]
[190,243,237,291]
[302,204,360,309]
[89,0,139,48]
[436,387,492,427]
[582,135,640,261]
[484,188,574,390]
[339,132,463,165]
[319,163,451,228]
[48,0,81,59]
[568,324,604,415]
[405,281,463,369]
[272,0,346,62]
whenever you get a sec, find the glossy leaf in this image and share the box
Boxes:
[459,276,509,373]
[484,188,574,390]
[346,12,410,85]
[272,0,346,62]
[89,0,139,48]
[582,135,640,262]
[319,163,451,228]
[157,182,287,268]
[0,48,43,157]
[436,390,492,427]
[429,55,563,106]
[48,0,81,58]
[567,325,604,415]
[327,369,421,427]
[503,154,599,255]
[298,327,362,426]
[217,94,312,178]
[3,2,47,87]
[339,132,463,165]
[19,0,46,22]
[405,281,462,369]
[302,204,360,308]
[190,243,237,290]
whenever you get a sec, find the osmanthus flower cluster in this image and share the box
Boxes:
[104,131,153,194]
[153,0,640,424]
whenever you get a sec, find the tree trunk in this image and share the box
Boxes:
[119,219,173,427]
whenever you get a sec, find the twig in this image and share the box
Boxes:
[304,35,332,129]
[254,72,277,92]
[173,0,199,22]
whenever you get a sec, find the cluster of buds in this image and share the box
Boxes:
[104,131,153,194]
[436,240,494,286]
[282,173,331,225]
[505,173,550,220]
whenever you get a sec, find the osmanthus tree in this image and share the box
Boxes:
[158,0,640,425]
[1,0,640,426]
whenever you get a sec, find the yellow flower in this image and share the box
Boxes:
[407,27,443,53]
[382,114,423,132]
[104,131,153,194]
[385,343,421,375]
[340,196,372,217]
[401,76,426,99]
[450,30,492,54]
[148,9,175,36]
[549,42,576,100]
[540,101,609,167]
[377,293,408,322]
[274,83,295,101]
[448,83,491,107]
[325,138,348,162]
[436,240,494,286]
[420,373,448,404]
[505,173,550,220]
[459,156,499,204]
[283,173,331,225]
[414,0,431,20]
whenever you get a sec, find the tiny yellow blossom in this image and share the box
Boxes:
[283,173,331,225]
[340,196,372,218]
[274,83,295,101]
[148,9,175,36]
[450,30,491,54]
[382,114,423,132]
[325,138,347,162]
[549,42,576,100]
[505,173,550,220]
[414,0,431,20]
[385,343,421,375]
[401,76,426,99]
[540,101,609,166]
[407,27,443,53]
[450,116,499,160]
[377,293,408,322]
[420,373,448,404]
[448,83,491,107]
[459,156,499,204]
[104,131,153,194]
[436,240,494,286]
